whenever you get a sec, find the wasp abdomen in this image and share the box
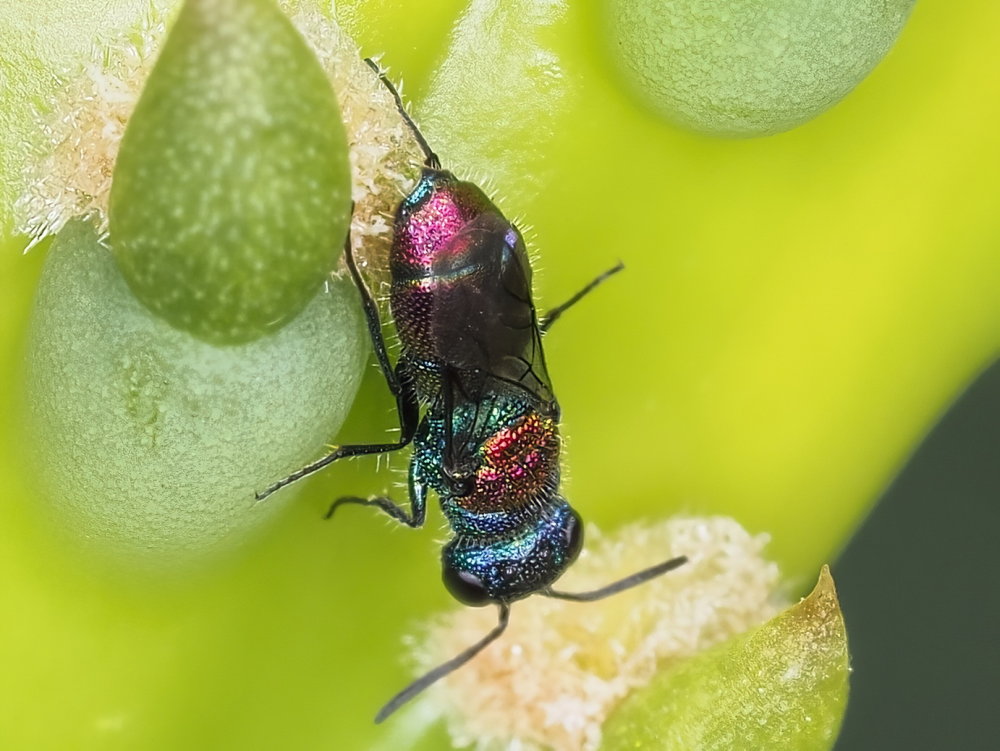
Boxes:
[390,169,552,404]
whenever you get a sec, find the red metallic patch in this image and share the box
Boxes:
[459,411,560,514]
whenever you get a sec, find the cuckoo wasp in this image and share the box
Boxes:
[257,59,686,722]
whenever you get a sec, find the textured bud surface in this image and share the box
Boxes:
[605,0,915,136]
[109,0,352,343]
[25,220,367,567]
[603,566,848,750]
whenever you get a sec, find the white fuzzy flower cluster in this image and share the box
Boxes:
[411,516,784,751]
[14,1,422,280]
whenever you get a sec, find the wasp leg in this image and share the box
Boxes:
[255,228,420,502]
[342,220,417,418]
[364,57,441,171]
[324,496,418,526]
[325,456,428,528]
[540,261,624,333]
[438,370,478,496]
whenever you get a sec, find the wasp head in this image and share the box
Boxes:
[441,503,584,605]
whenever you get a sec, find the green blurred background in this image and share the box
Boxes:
[1,0,999,748]
[834,360,1000,750]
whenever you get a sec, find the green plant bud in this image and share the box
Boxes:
[602,566,848,750]
[109,0,351,344]
[604,0,915,137]
[25,220,367,568]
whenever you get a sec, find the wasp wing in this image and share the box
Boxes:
[419,214,555,407]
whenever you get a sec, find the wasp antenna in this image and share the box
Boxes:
[543,555,687,602]
[374,602,511,723]
[364,57,441,170]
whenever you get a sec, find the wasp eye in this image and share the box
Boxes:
[443,562,492,606]
[564,508,585,564]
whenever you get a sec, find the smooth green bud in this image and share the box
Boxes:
[109,0,351,343]
[604,0,915,137]
[25,220,367,568]
[603,567,849,750]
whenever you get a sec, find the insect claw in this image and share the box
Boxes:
[253,485,277,504]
